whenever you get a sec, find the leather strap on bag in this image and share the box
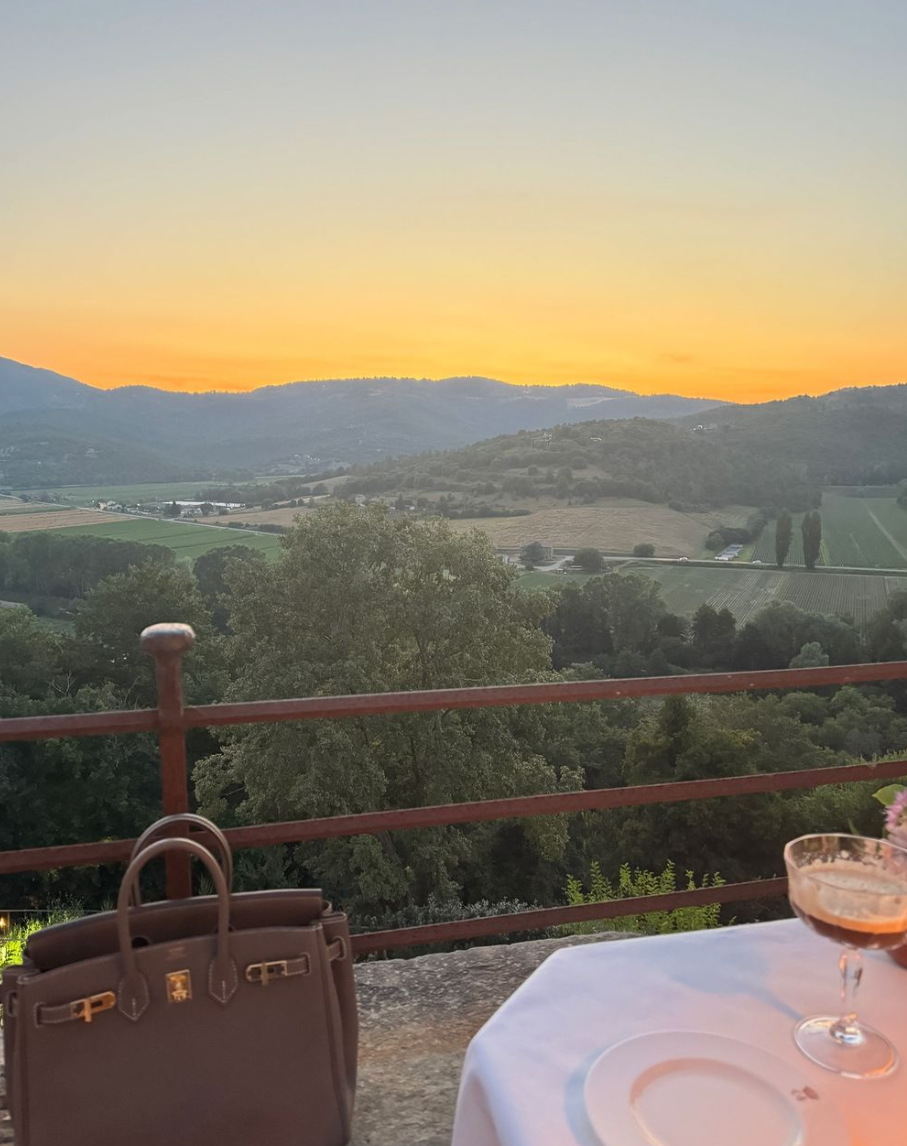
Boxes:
[116,838,238,1021]
[129,813,234,905]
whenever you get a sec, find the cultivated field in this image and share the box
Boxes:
[0,508,124,533]
[0,501,71,517]
[626,564,903,632]
[213,505,316,528]
[751,495,907,569]
[46,517,283,560]
[448,502,750,557]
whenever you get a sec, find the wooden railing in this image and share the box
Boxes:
[2,623,906,955]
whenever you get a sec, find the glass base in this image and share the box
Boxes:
[794,1016,898,1079]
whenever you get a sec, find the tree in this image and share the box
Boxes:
[802,510,822,570]
[163,501,182,518]
[73,563,222,705]
[573,547,603,573]
[195,504,578,915]
[691,605,736,669]
[545,573,668,670]
[0,684,165,907]
[775,510,792,568]
[194,546,268,632]
[632,543,656,557]
[0,607,65,698]
[789,641,829,669]
[520,541,547,568]
[612,696,798,882]
[731,600,860,671]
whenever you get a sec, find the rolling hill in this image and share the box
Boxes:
[0,357,723,486]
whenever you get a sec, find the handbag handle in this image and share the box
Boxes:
[116,838,237,1021]
[129,813,234,904]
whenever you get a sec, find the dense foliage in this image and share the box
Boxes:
[342,418,819,510]
[1,505,906,941]
[0,530,174,602]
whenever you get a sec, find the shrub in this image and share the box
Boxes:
[560,861,725,937]
[354,894,539,958]
[632,543,656,557]
[1,905,84,1020]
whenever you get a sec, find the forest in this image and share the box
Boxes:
[2,504,907,940]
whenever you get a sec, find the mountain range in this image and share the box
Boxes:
[0,357,723,486]
[2,356,906,491]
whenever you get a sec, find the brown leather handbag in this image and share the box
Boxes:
[0,820,357,1146]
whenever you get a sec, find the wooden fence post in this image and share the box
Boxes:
[140,622,195,898]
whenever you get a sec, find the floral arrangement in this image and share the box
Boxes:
[874,784,907,849]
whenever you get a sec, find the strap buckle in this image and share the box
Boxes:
[245,960,289,986]
[70,991,116,1023]
[245,956,309,986]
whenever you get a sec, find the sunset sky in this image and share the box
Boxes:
[2,1,904,401]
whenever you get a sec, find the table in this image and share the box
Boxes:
[451,920,907,1146]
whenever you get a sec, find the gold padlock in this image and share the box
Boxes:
[166,969,192,1003]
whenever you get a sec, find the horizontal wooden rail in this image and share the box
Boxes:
[185,661,907,727]
[2,757,904,877]
[3,660,907,744]
[2,624,905,953]
[0,708,157,743]
[351,877,790,955]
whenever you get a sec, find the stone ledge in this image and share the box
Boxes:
[1,931,635,1146]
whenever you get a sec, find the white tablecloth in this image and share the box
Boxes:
[451,920,907,1146]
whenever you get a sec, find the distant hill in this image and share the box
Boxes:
[680,385,907,486]
[0,357,723,486]
[343,384,907,512]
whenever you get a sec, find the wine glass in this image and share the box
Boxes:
[785,833,907,1078]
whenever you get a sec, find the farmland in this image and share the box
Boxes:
[0,508,125,533]
[46,517,283,560]
[750,494,907,569]
[212,505,317,528]
[0,500,71,517]
[449,502,751,557]
[622,564,903,632]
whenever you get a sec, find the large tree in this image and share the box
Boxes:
[801,509,822,570]
[573,547,603,573]
[774,510,792,569]
[194,545,267,632]
[195,504,580,915]
[72,562,223,705]
[545,574,667,670]
[691,604,737,670]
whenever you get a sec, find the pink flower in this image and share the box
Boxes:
[885,788,907,834]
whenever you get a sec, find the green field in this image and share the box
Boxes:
[626,564,904,632]
[50,518,283,561]
[751,494,907,570]
[517,571,598,589]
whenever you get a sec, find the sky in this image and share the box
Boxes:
[1,1,905,402]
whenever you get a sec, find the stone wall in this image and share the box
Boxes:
[1,931,632,1146]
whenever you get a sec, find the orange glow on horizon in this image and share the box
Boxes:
[3,4,904,407]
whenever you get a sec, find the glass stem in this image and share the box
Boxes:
[831,946,864,1045]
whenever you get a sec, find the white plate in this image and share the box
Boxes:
[584,1031,849,1146]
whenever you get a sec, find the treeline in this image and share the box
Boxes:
[543,574,892,677]
[0,530,173,602]
[199,472,342,506]
[705,510,772,551]
[2,506,906,939]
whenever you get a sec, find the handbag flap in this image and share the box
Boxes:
[26,889,328,971]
